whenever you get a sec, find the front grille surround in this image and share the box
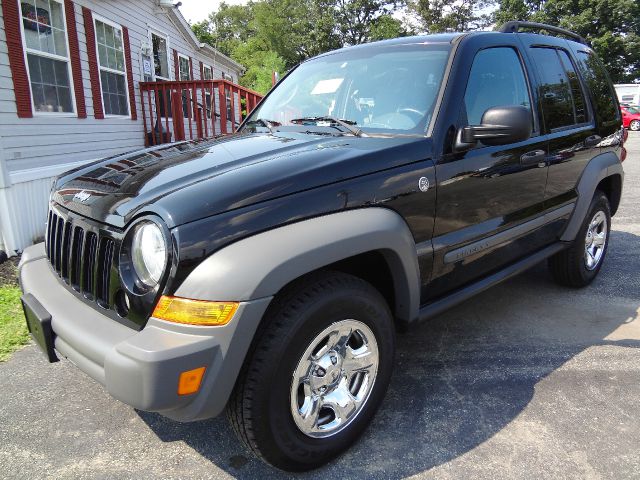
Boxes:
[45,204,122,318]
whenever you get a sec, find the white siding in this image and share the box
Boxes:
[0,0,243,252]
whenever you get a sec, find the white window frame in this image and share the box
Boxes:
[202,64,213,80]
[148,27,170,81]
[18,0,77,116]
[92,14,130,119]
[177,52,191,81]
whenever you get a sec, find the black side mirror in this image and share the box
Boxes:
[457,105,532,148]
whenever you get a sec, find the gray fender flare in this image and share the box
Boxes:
[176,208,421,323]
[560,151,624,242]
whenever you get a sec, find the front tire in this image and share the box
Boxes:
[227,271,395,471]
[629,119,640,131]
[548,191,611,287]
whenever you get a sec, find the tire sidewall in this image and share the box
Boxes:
[572,193,611,284]
[253,280,395,469]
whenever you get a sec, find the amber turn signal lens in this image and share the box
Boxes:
[152,296,239,326]
[178,366,206,395]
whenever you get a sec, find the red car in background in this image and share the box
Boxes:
[621,105,640,131]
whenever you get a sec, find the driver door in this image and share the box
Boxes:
[427,45,550,301]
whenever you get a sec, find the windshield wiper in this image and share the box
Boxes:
[245,118,280,133]
[291,116,362,137]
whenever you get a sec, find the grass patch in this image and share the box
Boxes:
[0,262,29,361]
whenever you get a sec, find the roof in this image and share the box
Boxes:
[162,3,245,73]
[315,33,464,59]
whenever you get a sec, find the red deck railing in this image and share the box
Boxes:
[140,80,263,146]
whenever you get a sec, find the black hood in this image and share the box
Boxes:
[52,132,431,228]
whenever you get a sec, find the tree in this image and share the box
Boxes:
[493,0,640,82]
[334,0,402,45]
[369,14,413,40]
[410,0,494,32]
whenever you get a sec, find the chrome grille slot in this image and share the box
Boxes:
[70,226,84,291]
[96,238,115,308]
[83,232,98,299]
[54,216,64,272]
[61,221,72,282]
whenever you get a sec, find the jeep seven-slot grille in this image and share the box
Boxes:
[46,209,116,309]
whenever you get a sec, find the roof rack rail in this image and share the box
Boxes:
[497,21,589,46]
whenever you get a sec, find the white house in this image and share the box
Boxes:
[0,0,251,255]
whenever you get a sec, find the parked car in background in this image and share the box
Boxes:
[621,105,640,131]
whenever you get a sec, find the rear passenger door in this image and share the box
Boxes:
[523,39,599,224]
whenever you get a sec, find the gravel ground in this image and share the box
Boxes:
[1,134,639,479]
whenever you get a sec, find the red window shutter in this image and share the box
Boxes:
[122,26,137,120]
[173,49,179,80]
[82,7,104,119]
[199,61,204,79]
[3,0,32,117]
[64,0,86,118]
[189,57,194,80]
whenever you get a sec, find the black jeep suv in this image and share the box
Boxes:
[20,22,625,471]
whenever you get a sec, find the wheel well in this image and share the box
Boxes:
[270,250,397,323]
[597,174,622,216]
[324,251,396,316]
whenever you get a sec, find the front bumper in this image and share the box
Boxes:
[19,243,272,421]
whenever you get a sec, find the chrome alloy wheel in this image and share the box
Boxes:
[584,210,608,270]
[290,320,379,438]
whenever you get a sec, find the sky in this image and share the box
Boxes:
[177,0,247,24]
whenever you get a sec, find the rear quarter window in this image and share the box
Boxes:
[574,51,621,126]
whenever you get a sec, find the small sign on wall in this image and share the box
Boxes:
[143,59,153,76]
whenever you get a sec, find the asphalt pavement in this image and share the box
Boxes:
[1,134,639,479]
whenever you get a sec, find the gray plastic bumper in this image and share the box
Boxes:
[19,243,271,422]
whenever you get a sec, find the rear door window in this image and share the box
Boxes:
[529,47,589,131]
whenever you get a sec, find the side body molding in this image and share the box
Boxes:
[560,151,624,242]
[176,208,421,323]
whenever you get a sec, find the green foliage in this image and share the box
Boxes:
[0,286,29,362]
[410,0,494,32]
[191,0,640,89]
[369,14,413,41]
[494,0,640,82]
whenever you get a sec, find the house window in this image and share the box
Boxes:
[151,32,169,80]
[94,18,129,116]
[178,54,191,81]
[20,0,74,113]
[203,65,213,118]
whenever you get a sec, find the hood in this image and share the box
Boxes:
[52,132,431,228]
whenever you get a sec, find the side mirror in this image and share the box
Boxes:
[458,105,532,148]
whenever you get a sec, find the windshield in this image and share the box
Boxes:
[245,44,451,135]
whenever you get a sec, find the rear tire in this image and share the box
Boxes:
[630,119,640,131]
[548,191,611,287]
[227,271,395,471]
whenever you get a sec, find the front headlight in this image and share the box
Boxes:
[131,221,167,287]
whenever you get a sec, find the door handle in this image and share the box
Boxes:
[520,149,546,167]
[584,135,602,148]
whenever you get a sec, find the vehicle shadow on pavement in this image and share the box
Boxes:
[138,230,640,479]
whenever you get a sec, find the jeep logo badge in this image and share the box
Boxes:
[418,177,429,192]
[73,190,91,203]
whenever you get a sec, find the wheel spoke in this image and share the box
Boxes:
[343,345,375,373]
[326,325,353,353]
[593,232,606,247]
[321,381,358,423]
[299,393,322,431]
